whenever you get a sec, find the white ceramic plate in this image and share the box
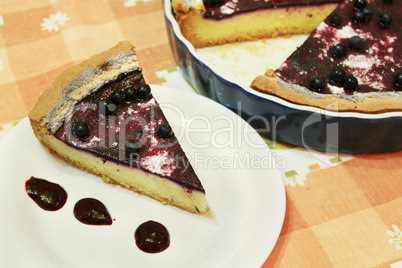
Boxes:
[0,85,286,268]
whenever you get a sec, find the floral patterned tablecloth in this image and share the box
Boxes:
[0,0,401,267]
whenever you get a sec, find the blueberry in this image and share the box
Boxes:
[158,123,173,138]
[205,0,224,5]
[98,100,115,116]
[353,11,365,23]
[126,142,141,155]
[330,66,346,85]
[384,0,393,4]
[73,122,90,139]
[362,8,373,21]
[348,36,364,50]
[98,100,109,111]
[354,0,367,10]
[395,72,402,87]
[332,43,347,58]
[109,90,125,105]
[343,76,358,91]
[310,77,325,93]
[379,12,392,27]
[124,86,137,101]
[330,14,342,26]
[137,84,152,99]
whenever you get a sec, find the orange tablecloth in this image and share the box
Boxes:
[0,1,401,267]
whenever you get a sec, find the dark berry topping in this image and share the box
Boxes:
[354,0,367,10]
[126,142,141,155]
[135,220,170,253]
[395,72,402,87]
[362,8,373,21]
[158,123,173,138]
[348,36,364,50]
[379,12,392,27]
[309,77,325,93]
[384,0,393,4]
[330,14,342,26]
[109,90,125,105]
[124,86,137,101]
[98,100,115,116]
[25,177,68,211]
[330,66,346,85]
[332,44,347,58]
[73,122,90,139]
[204,0,224,6]
[136,84,152,99]
[343,76,358,91]
[353,11,365,23]
[73,198,112,226]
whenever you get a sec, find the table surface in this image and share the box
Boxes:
[0,0,401,267]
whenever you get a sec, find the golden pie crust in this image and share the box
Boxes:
[29,41,138,131]
[251,69,402,113]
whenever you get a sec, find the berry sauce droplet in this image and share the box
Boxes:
[25,177,68,211]
[135,220,170,253]
[73,198,113,225]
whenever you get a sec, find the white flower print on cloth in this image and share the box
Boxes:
[387,225,402,250]
[41,11,69,32]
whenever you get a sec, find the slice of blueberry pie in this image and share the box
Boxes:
[251,0,401,113]
[29,41,209,213]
